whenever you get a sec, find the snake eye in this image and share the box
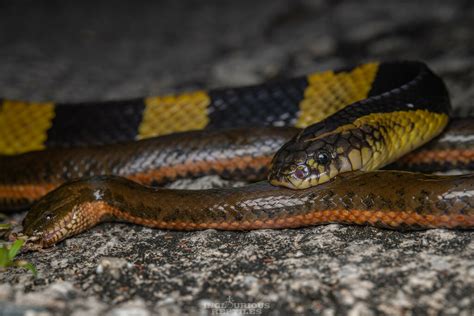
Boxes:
[316,151,331,165]
[44,212,54,221]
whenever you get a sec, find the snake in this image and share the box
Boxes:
[1,60,473,249]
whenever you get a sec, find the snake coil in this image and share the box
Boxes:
[1,61,473,249]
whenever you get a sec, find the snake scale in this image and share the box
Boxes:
[1,60,473,249]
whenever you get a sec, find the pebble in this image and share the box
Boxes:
[96,257,132,279]
[107,299,151,316]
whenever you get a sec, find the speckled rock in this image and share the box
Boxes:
[1,0,474,315]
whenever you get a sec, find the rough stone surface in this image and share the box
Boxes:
[1,0,474,315]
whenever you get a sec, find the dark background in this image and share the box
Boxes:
[0,0,473,111]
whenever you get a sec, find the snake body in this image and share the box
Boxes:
[21,172,474,249]
[269,61,451,188]
[0,127,297,210]
[2,60,473,249]
[2,120,474,211]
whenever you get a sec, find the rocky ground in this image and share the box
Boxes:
[0,0,473,315]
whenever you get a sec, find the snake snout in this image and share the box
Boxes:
[269,160,311,189]
[20,178,99,248]
[269,136,342,189]
[20,176,126,248]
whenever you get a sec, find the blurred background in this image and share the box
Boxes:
[0,0,472,113]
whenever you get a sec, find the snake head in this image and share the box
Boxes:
[21,177,111,249]
[269,127,373,189]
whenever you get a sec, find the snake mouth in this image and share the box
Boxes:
[268,169,303,189]
[14,226,65,250]
[270,177,310,189]
[268,161,315,189]
[10,232,47,251]
[20,207,78,249]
